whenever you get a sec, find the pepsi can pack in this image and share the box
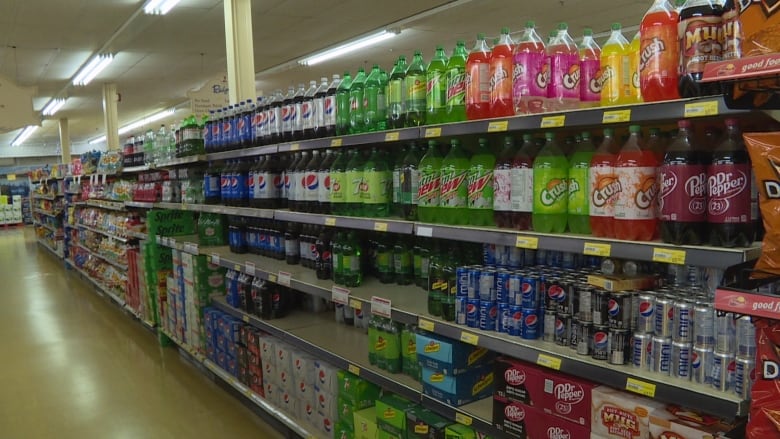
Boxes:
[554,314,572,347]
[672,300,694,344]
[508,305,522,337]
[671,341,692,380]
[465,298,479,328]
[632,333,652,370]
[635,293,656,334]
[497,303,511,334]
[543,309,556,342]
[479,300,497,331]
[467,267,481,299]
[608,329,630,365]
[607,292,632,330]
[496,270,511,304]
[651,336,672,376]
[521,275,542,309]
[521,308,540,340]
[574,321,592,355]
[654,295,674,338]
[592,326,610,361]
[592,289,610,326]
[456,266,469,297]
[692,345,713,385]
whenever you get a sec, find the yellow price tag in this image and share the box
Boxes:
[652,248,687,265]
[625,378,657,398]
[487,120,509,132]
[424,127,442,138]
[583,242,612,257]
[268,274,277,283]
[324,217,336,226]
[290,143,300,151]
[460,331,479,345]
[418,318,435,332]
[385,132,400,142]
[349,298,362,310]
[684,100,719,118]
[602,109,632,124]
[330,138,343,147]
[374,222,388,232]
[347,364,360,376]
[515,235,539,249]
[454,413,473,426]
[537,353,562,370]
[242,315,250,323]
[540,115,566,128]
[234,264,241,271]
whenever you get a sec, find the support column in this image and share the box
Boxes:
[223,0,256,104]
[58,118,71,164]
[102,83,120,151]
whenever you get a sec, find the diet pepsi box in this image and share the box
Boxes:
[479,300,497,331]
[520,275,542,309]
[465,298,479,328]
[545,279,565,311]
[575,284,593,323]
[508,305,523,337]
[497,303,511,334]
[592,289,610,326]
[607,291,632,330]
[592,325,610,361]
[521,308,540,340]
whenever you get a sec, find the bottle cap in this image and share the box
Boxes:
[501,27,510,34]
[629,125,641,133]
[583,28,593,36]
[477,33,485,40]
[525,20,535,28]
[611,23,621,31]
[451,138,460,146]
[523,134,533,141]
[725,118,739,127]
[649,127,661,135]
[604,128,614,136]
[678,119,692,129]
[558,22,568,30]
[545,132,555,140]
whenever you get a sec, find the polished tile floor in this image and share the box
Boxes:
[0,228,283,439]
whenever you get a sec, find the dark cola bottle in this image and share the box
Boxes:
[678,0,723,97]
[315,228,333,280]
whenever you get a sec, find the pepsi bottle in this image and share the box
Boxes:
[302,150,322,213]
[317,149,337,214]
[302,80,317,140]
[282,87,295,142]
[324,74,339,138]
[293,83,305,141]
[316,228,333,280]
[268,89,283,145]
[252,97,265,147]
[205,161,221,205]
[313,77,328,139]
[241,99,253,148]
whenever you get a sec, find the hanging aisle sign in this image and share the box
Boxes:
[188,74,230,115]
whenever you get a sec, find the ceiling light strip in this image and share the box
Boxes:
[73,54,114,86]
[89,108,177,145]
[12,126,39,147]
[299,31,398,66]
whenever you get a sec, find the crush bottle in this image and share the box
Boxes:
[513,21,547,114]
[601,23,631,106]
[579,28,602,108]
[614,125,658,241]
[512,134,536,230]
[466,34,491,120]
[547,23,580,111]
[489,27,514,118]
[568,132,595,234]
[640,0,679,102]
[494,136,516,228]
[589,129,620,237]
[532,132,569,233]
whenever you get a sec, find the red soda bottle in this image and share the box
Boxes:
[589,129,619,237]
[489,27,514,118]
[466,34,491,120]
[511,134,536,230]
[640,0,680,102]
[614,125,659,241]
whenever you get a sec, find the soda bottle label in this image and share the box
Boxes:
[511,167,533,213]
[330,171,346,203]
[394,251,411,274]
[707,163,750,223]
[377,251,392,273]
[439,169,468,207]
[324,95,336,127]
[302,101,314,130]
[722,6,742,60]
[659,164,707,222]
[318,170,331,203]
[466,63,490,104]
[392,170,401,203]
[446,70,466,107]
[513,51,548,103]
[534,169,568,214]
[468,168,494,210]
[402,169,420,205]
[640,26,677,82]
[269,172,281,199]
[282,105,293,133]
[580,59,602,103]
[417,170,440,207]
[490,57,513,103]
[549,53,580,100]
[568,167,589,214]
[361,170,390,204]
[614,166,657,220]
[294,102,303,131]
[406,75,426,111]
[388,79,405,112]
[589,166,620,217]
[427,71,446,110]
[346,170,364,204]
[679,15,723,75]
[493,169,512,211]
[303,171,319,201]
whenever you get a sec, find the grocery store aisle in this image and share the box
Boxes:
[1,228,283,439]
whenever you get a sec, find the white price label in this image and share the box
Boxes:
[211,253,220,265]
[277,271,292,287]
[371,296,392,318]
[417,226,433,237]
[245,262,256,276]
[331,286,350,305]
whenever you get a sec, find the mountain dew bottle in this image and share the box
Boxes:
[467,138,495,226]
[533,132,569,233]
[417,140,443,223]
[439,139,470,225]
[568,131,594,234]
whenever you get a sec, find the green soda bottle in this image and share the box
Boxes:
[400,325,416,376]
[342,230,362,287]
[393,236,413,285]
[405,51,427,127]
[414,237,431,289]
[345,149,366,217]
[426,45,448,125]
[364,65,387,132]
[375,317,388,370]
[467,138,496,226]
[444,41,467,123]
[440,246,457,322]
[376,235,394,284]
[367,315,379,365]
[427,242,444,317]
[401,142,422,221]
[417,140,443,223]
[392,145,408,217]
[329,149,348,215]
[568,131,595,234]
[533,132,569,233]
[439,139,470,225]
[361,147,390,218]
[385,320,402,374]
[387,56,407,129]
[349,68,367,134]
[336,72,352,136]
[332,231,344,285]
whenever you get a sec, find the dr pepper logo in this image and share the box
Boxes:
[504,368,526,386]
[504,404,526,422]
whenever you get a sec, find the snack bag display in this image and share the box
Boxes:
[745,132,780,275]
[747,319,780,438]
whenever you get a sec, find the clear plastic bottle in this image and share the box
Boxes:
[600,23,631,106]
[579,28,602,108]
[513,21,547,114]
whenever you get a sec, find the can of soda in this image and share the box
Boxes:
[607,291,632,330]
[632,332,653,370]
[535,249,548,266]
[686,264,703,287]
[736,316,756,357]
[483,244,497,266]
[672,300,694,344]
[693,303,715,348]
[735,355,756,400]
[651,336,672,375]
[497,302,511,333]
[592,325,609,361]
[692,345,714,385]
[508,305,523,337]
[608,329,630,365]
[456,266,470,297]
[575,321,593,355]
[635,293,656,334]
[467,268,481,299]
[496,270,511,304]
[465,298,480,328]
[592,289,610,326]
[716,312,736,353]
[555,314,572,346]
[508,246,523,269]
[521,308,540,340]
[575,284,593,323]
[562,251,576,269]
[557,280,575,315]
[523,248,536,266]
[671,342,692,380]
[508,273,523,307]
[521,275,542,310]
[654,295,674,338]
[455,296,467,325]
[543,309,557,342]
[479,300,497,331]
[712,351,736,392]
[479,270,496,302]
[667,264,686,286]
[546,279,564,312]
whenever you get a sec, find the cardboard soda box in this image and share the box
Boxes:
[316,386,337,419]
[539,369,594,426]
[591,386,665,439]
[334,419,356,439]
[416,332,494,375]
[493,396,531,438]
[354,407,379,439]
[315,359,340,394]
[528,407,591,439]
[444,422,492,439]
[421,364,494,407]
[493,357,544,406]
[375,394,417,439]
[406,407,450,439]
[337,370,381,409]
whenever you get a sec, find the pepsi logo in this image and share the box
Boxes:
[504,404,525,422]
[283,393,290,403]
[691,352,701,369]
[554,318,566,335]
[302,103,312,118]
[248,175,255,187]
[258,175,267,189]
[282,107,291,121]
[305,403,313,415]
[304,173,319,190]
[238,119,246,130]
[608,299,620,316]
[548,285,565,302]
[524,314,538,328]
[272,293,281,302]
[504,368,527,386]
[521,282,533,295]
[646,340,652,355]
[323,418,332,432]
[466,304,477,314]
[230,176,238,188]
[594,331,608,348]
[489,305,498,319]
[299,381,306,392]
[727,360,736,373]
[319,370,325,381]
[323,175,331,190]
[668,307,674,319]
[639,301,654,317]
[319,394,326,406]
[512,311,523,320]
[273,175,284,189]
[284,175,291,188]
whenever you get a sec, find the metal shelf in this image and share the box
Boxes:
[126,229,148,240]
[32,193,62,200]
[274,210,416,235]
[124,200,155,209]
[277,127,420,153]
[33,208,62,218]
[211,298,499,436]
[34,221,60,234]
[154,155,206,168]
[206,144,277,161]
[66,259,126,307]
[153,202,275,219]
[122,165,150,173]
[76,223,129,242]
[36,239,63,259]
[72,243,129,271]
[83,199,127,211]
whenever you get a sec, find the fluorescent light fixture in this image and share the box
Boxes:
[144,0,181,15]
[299,30,399,66]
[12,126,38,147]
[89,108,176,145]
[73,54,114,86]
[42,98,67,116]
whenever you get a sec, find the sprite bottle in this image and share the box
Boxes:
[426,45,448,125]
[345,149,366,217]
[568,131,595,234]
[439,139,470,225]
[335,72,352,136]
[361,147,390,218]
[387,56,407,129]
[329,149,348,215]
[349,68,367,134]
[533,132,569,233]
[405,50,427,127]
[468,138,496,226]
[417,140,443,223]
[364,64,387,132]
[444,40,467,123]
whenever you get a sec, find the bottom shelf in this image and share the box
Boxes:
[66,259,126,307]
[36,238,63,259]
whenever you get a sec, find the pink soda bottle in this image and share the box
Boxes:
[547,23,580,111]
[512,21,548,115]
[579,27,602,108]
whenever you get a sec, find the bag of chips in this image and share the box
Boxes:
[745,132,780,276]
[747,318,780,438]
